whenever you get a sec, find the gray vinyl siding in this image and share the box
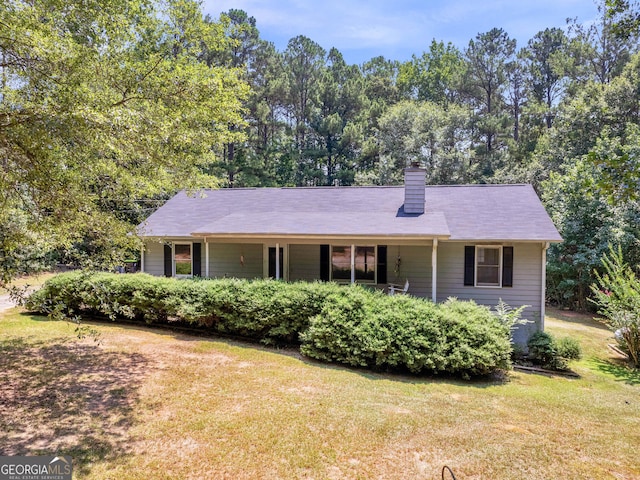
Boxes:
[143,241,260,279]
[289,244,320,282]
[143,241,165,276]
[207,243,263,279]
[436,242,542,343]
[143,240,205,277]
[386,245,432,297]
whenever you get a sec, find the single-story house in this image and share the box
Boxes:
[137,166,562,343]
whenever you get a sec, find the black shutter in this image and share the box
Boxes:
[193,243,201,277]
[164,244,172,277]
[377,246,387,285]
[502,246,513,287]
[269,248,275,278]
[320,245,330,281]
[464,246,475,286]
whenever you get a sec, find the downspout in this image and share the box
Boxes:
[431,239,438,303]
[541,242,549,330]
[140,244,145,273]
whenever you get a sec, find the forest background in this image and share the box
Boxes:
[2,0,639,311]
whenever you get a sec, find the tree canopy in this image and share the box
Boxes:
[2,0,639,312]
[0,0,247,279]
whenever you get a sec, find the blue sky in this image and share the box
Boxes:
[202,0,600,65]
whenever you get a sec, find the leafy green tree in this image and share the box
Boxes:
[397,40,465,105]
[543,155,640,310]
[206,9,266,187]
[522,28,569,128]
[0,0,247,279]
[361,56,400,108]
[505,53,527,142]
[282,36,326,158]
[591,245,640,367]
[363,101,474,185]
[567,0,638,85]
[310,48,366,185]
[463,28,516,167]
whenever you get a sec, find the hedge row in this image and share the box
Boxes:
[26,272,512,376]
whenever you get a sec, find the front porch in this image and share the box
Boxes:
[142,239,439,301]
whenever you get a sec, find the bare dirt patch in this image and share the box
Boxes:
[0,335,152,476]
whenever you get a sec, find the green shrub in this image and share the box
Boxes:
[556,337,582,360]
[28,272,514,377]
[26,272,342,345]
[527,331,560,369]
[526,331,581,370]
[301,293,511,376]
[590,245,640,368]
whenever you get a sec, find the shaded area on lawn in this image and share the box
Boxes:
[0,335,150,476]
[546,308,610,332]
[592,357,640,385]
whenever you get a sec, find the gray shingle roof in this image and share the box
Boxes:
[137,184,562,242]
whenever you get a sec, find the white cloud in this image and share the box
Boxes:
[201,0,600,64]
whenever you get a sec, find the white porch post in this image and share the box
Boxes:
[541,242,549,329]
[431,239,438,303]
[275,242,280,280]
[140,245,145,273]
[350,244,355,284]
[205,240,210,278]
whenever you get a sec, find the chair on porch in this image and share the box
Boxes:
[387,279,409,296]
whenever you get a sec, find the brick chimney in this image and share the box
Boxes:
[404,162,426,214]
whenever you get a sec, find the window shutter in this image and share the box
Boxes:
[320,245,330,281]
[464,246,475,286]
[502,246,513,287]
[164,244,172,277]
[377,246,387,284]
[193,243,202,277]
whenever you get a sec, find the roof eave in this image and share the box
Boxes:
[190,232,452,241]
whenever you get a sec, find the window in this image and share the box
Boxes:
[476,246,501,286]
[331,245,376,283]
[464,245,513,288]
[355,246,375,281]
[174,243,192,276]
[331,246,351,281]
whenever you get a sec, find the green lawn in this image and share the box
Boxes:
[0,306,638,479]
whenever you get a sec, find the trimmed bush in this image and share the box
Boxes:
[300,293,511,376]
[26,272,343,344]
[556,337,582,361]
[27,272,514,376]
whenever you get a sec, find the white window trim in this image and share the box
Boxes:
[330,245,377,284]
[474,245,502,288]
[173,241,194,278]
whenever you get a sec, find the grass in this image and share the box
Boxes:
[0,271,58,294]
[0,307,638,479]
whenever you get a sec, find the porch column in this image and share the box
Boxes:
[205,240,210,278]
[275,242,280,280]
[140,245,145,273]
[431,239,438,303]
[541,242,549,329]
[350,244,355,284]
